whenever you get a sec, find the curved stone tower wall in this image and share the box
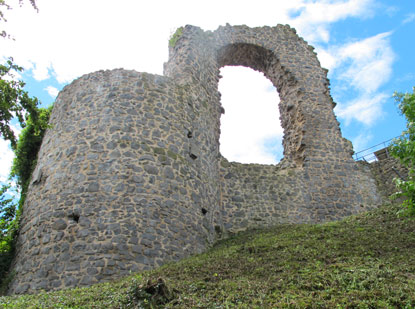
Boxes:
[9,70,223,293]
[9,24,383,294]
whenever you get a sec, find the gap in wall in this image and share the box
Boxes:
[218,66,283,164]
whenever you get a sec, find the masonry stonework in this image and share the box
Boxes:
[9,24,383,294]
[369,156,409,199]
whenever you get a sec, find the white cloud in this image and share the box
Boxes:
[295,0,373,24]
[403,13,415,24]
[335,93,388,126]
[45,85,59,98]
[219,66,282,164]
[318,32,395,126]
[315,48,338,71]
[32,62,51,81]
[0,0,378,83]
[0,124,21,182]
[0,0,394,163]
[0,139,15,183]
[337,32,395,93]
[384,5,399,18]
[318,32,394,82]
[397,72,415,83]
[290,0,374,43]
[351,132,374,159]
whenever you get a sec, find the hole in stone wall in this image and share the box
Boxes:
[214,225,222,237]
[218,66,283,164]
[187,131,193,138]
[68,212,80,223]
[201,208,207,215]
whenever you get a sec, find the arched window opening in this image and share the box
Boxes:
[218,66,283,164]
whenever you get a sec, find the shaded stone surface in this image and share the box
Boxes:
[9,24,383,294]
[369,156,409,198]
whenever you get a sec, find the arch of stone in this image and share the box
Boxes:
[8,24,382,294]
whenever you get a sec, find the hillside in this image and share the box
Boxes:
[1,203,415,308]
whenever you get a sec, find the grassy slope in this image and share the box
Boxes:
[1,203,415,308]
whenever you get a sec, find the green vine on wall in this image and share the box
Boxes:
[0,105,52,293]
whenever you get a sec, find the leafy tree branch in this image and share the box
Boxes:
[390,87,415,215]
[0,57,39,149]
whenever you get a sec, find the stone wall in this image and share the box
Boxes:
[8,70,222,294]
[9,24,383,294]
[369,156,410,198]
[220,156,380,234]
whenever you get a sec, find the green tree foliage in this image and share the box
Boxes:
[0,0,42,291]
[390,87,415,215]
[1,0,39,147]
[0,58,39,149]
[0,184,16,253]
[11,105,52,198]
[0,106,52,290]
[0,184,17,289]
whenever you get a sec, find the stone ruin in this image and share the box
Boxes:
[8,24,383,294]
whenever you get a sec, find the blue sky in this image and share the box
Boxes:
[0,0,414,179]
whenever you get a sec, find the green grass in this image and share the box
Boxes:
[1,203,415,308]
